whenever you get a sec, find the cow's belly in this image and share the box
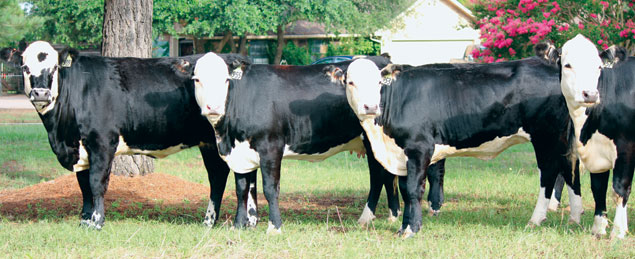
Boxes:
[220,137,365,174]
[362,118,531,176]
[578,131,617,173]
[72,136,189,173]
[431,128,531,163]
[115,136,188,158]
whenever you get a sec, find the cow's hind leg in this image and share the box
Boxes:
[548,174,565,211]
[246,170,258,227]
[84,139,116,230]
[233,172,251,228]
[76,170,93,226]
[383,170,401,222]
[610,140,635,239]
[427,159,445,215]
[200,145,231,227]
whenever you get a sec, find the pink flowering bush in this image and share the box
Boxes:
[470,0,635,62]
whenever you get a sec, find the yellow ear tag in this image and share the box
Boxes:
[61,55,73,67]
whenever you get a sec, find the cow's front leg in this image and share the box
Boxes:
[259,145,284,234]
[590,171,610,237]
[548,174,565,211]
[358,140,383,224]
[398,146,430,238]
[200,144,231,227]
[233,170,259,228]
[76,170,93,226]
[84,140,116,230]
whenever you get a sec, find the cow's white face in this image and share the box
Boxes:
[560,34,603,108]
[193,52,231,124]
[345,59,383,120]
[21,41,60,113]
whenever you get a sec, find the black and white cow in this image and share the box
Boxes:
[0,41,252,229]
[539,34,635,238]
[192,52,446,233]
[343,56,582,237]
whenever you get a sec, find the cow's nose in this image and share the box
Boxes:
[582,90,599,104]
[30,89,51,102]
[364,104,378,114]
[205,104,222,115]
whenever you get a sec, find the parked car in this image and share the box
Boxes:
[310,55,354,65]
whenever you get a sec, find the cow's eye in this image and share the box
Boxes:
[564,64,572,69]
[193,78,200,83]
[348,81,354,86]
[21,65,30,74]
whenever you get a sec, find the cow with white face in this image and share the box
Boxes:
[20,41,61,113]
[540,35,635,239]
[345,59,384,120]
[192,53,449,233]
[345,56,583,237]
[1,41,254,230]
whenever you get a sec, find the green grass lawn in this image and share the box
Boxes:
[1,118,634,257]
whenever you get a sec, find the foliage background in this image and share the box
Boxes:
[469,0,635,62]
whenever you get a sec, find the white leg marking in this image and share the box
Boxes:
[266,221,281,235]
[547,189,560,212]
[90,211,102,230]
[357,203,376,225]
[567,187,583,224]
[401,225,414,239]
[203,199,216,227]
[611,202,628,239]
[387,208,400,223]
[529,187,549,226]
[591,215,608,237]
[246,183,258,227]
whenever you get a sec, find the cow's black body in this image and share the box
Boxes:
[9,50,250,228]
[211,57,445,230]
[376,57,580,234]
[580,57,635,222]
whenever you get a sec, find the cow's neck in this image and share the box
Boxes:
[359,118,407,176]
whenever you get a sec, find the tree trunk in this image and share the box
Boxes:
[215,30,232,53]
[274,25,285,65]
[193,37,205,54]
[238,33,248,56]
[102,0,154,177]
[228,35,237,53]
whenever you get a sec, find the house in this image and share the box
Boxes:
[160,20,357,64]
[375,0,480,65]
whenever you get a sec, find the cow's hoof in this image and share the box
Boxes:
[397,226,415,239]
[387,212,400,223]
[547,199,560,212]
[357,204,376,226]
[610,226,627,240]
[428,209,440,217]
[203,216,215,227]
[526,219,544,229]
[79,219,102,230]
[591,215,608,238]
[266,221,281,235]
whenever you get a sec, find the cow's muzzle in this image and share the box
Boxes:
[30,88,52,104]
[582,90,599,105]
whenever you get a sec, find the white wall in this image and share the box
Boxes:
[377,0,480,65]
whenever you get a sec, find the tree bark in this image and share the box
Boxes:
[215,30,233,53]
[228,35,237,53]
[274,25,285,65]
[238,33,248,56]
[102,0,154,177]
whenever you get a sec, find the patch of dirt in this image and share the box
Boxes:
[0,173,367,223]
[1,160,25,174]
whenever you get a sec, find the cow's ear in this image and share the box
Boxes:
[323,65,345,84]
[172,59,193,76]
[380,64,403,81]
[535,42,560,64]
[58,48,79,67]
[380,52,391,61]
[600,45,628,68]
[227,59,249,80]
